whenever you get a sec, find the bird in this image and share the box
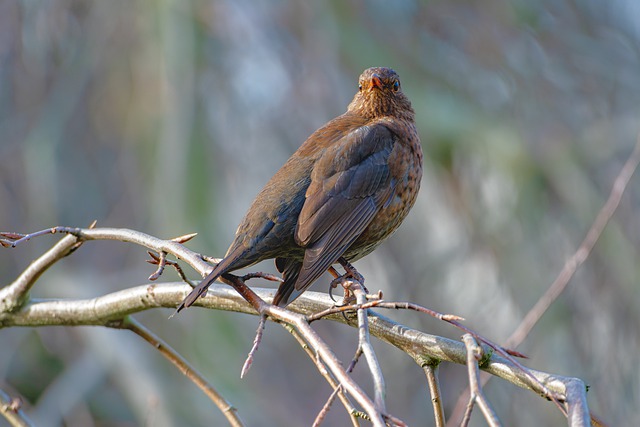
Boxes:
[177,67,422,311]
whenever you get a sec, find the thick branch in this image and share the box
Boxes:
[0,282,589,417]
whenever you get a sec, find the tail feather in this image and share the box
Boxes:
[273,258,302,306]
[176,247,246,312]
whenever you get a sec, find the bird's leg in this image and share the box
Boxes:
[326,258,369,306]
[338,258,366,290]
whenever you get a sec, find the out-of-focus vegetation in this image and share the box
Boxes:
[1,1,639,426]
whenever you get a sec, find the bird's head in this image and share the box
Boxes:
[348,67,414,120]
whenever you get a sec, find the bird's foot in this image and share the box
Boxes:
[337,257,368,293]
[327,258,368,306]
[328,275,357,306]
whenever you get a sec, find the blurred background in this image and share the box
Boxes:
[1,0,639,426]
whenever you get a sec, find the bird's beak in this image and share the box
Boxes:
[371,74,383,90]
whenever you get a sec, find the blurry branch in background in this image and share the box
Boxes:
[506,133,640,348]
[110,317,244,427]
[0,227,593,427]
[447,133,640,426]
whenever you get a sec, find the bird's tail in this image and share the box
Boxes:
[176,247,245,313]
[272,258,302,306]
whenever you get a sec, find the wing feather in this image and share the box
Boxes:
[292,124,397,295]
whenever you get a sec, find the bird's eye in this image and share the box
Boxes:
[392,81,400,92]
[358,83,363,91]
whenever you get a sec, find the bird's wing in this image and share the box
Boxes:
[293,124,397,292]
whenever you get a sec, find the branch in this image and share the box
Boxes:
[0,282,590,421]
[1,227,388,426]
[1,227,591,426]
[422,362,445,427]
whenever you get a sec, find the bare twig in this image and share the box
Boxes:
[352,300,565,414]
[307,299,463,323]
[240,315,267,378]
[147,251,168,280]
[1,228,60,247]
[146,251,193,285]
[422,362,445,427]
[110,316,245,427]
[312,347,362,427]
[383,413,408,427]
[462,334,502,427]
[240,272,284,283]
[351,280,387,414]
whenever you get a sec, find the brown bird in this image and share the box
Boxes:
[177,67,422,311]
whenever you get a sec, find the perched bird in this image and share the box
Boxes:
[177,67,422,311]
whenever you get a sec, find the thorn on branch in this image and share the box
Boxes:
[170,232,198,244]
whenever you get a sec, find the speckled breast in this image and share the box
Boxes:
[344,126,423,262]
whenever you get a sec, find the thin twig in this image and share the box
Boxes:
[147,251,168,280]
[146,251,193,285]
[312,348,363,427]
[307,299,463,323]
[217,272,387,426]
[112,316,246,427]
[423,362,445,427]
[240,272,284,283]
[459,396,474,427]
[350,300,566,412]
[352,281,387,414]
[383,413,408,427]
[240,315,267,378]
[462,334,502,427]
[1,228,59,247]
